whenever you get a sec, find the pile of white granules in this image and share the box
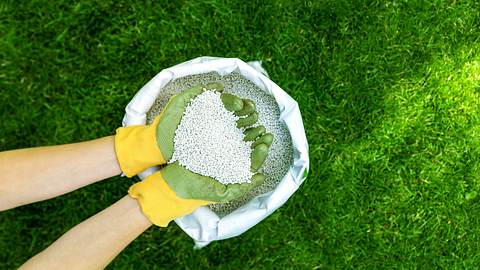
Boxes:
[170,90,253,185]
[147,72,293,216]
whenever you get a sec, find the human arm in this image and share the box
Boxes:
[18,163,267,270]
[19,195,152,270]
[0,136,121,211]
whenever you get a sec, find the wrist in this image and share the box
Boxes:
[114,121,165,177]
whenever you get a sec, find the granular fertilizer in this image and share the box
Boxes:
[147,71,293,216]
[170,90,253,185]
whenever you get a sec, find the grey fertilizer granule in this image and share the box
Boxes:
[147,71,293,216]
[170,90,253,185]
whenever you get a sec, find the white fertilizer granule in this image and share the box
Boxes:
[170,90,253,185]
[147,71,293,216]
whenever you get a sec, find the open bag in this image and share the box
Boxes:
[122,57,309,248]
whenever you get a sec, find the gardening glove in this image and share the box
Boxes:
[128,165,266,226]
[128,101,273,227]
[114,82,259,177]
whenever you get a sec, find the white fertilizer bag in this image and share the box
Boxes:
[122,57,309,248]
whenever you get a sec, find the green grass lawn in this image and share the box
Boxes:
[2,0,480,268]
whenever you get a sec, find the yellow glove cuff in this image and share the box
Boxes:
[128,172,211,227]
[115,117,165,177]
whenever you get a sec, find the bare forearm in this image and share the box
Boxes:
[20,195,152,270]
[0,136,122,210]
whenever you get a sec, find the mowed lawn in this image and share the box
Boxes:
[2,0,480,269]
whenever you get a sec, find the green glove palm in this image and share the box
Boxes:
[159,84,273,203]
[161,162,264,203]
[155,82,259,161]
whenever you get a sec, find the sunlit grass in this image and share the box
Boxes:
[2,0,480,269]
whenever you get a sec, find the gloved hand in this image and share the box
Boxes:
[129,164,269,226]
[127,85,273,227]
[114,82,259,177]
